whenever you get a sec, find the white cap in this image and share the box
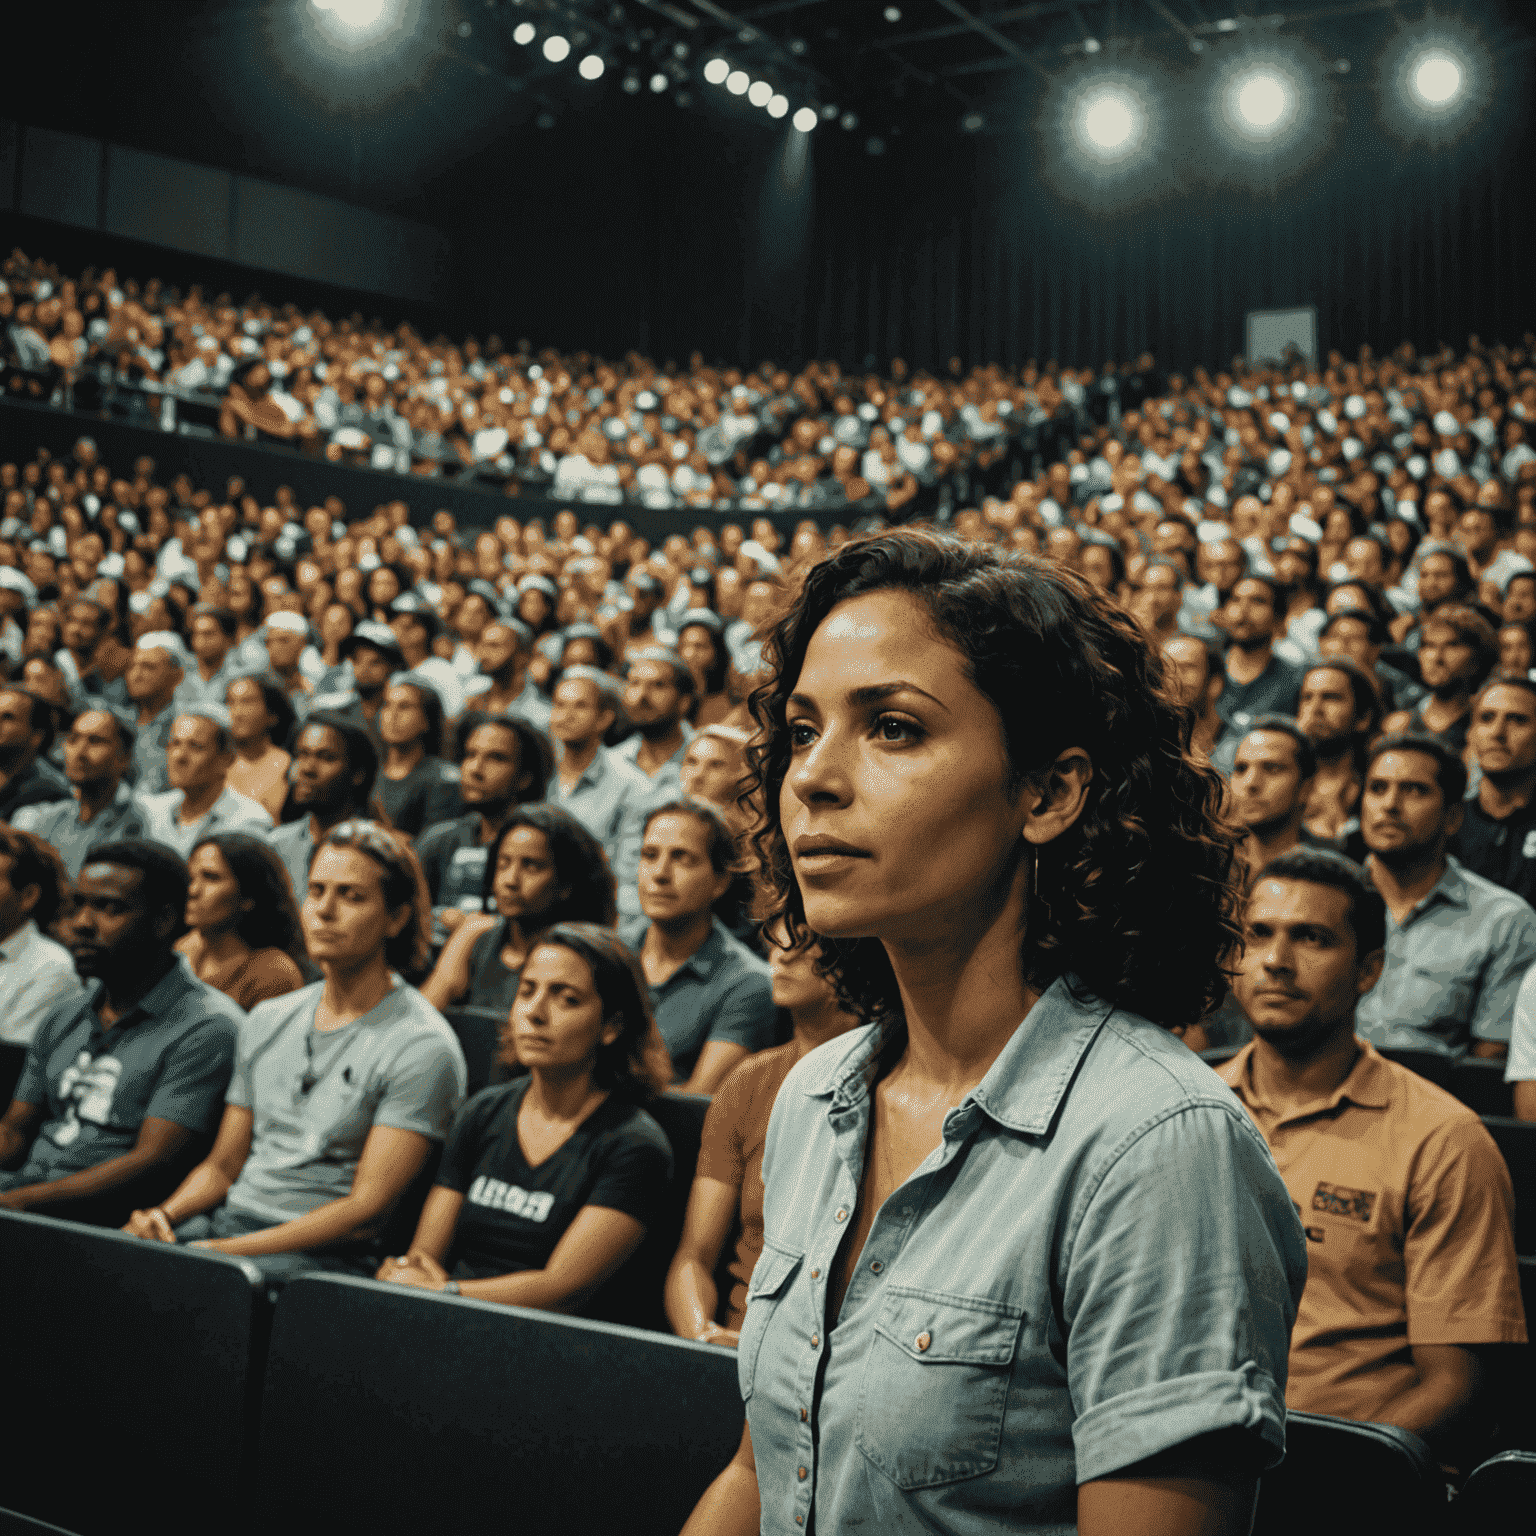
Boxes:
[136,631,192,670]
[264,612,310,635]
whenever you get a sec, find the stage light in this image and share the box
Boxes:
[1078,88,1139,155]
[792,106,817,132]
[543,35,570,63]
[768,94,789,119]
[1410,50,1463,109]
[840,111,857,131]
[1233,69,1293,133]
[513,21,535,46]
[622,71,641,93]
[579,54,605,80]
[748,80,773,108]
[649,72,668,93]
[884,5,902,20]
[726,70,749,96]
[961,111,985,133]
[703,58,730,85]
[313,0,386,27]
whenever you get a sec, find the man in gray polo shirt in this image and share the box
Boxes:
[1356,732,1536,1057]
[622,798,774,1094]
[0,840,240,1223]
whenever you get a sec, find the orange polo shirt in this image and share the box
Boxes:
[1218,1038,1526,1424]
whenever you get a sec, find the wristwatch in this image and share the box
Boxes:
[442,1280,461,1295]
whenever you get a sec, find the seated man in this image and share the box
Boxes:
[1295,657,1378,857]
[616,648,696,790]
[1356,732,1536,1058]
[137,705,274,858]
[0,685,72,824]
[622,798,775,1095]
[0,826,83,1049]
[0,840,240,1224]
[123,823,466,1283]
[1229,716,1320,881]
[14,705,145,875]
[1449,673,1536,907]
[265,712,379,900]
[1220,848,1526,1461]
[125,632,189,795]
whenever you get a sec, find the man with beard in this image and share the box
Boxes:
[616,648,695,790]
[1382,606,1498,756]
[1356,734,1536,1058]
[265,713,379,901]
[1318,609,1423,717]
[0,840,239,1224]
[0,686,71,823]
[1161,633,1224,761]
[311,622,403,740]
[1449,674,1536,906]
[463,620,550,731]
[1295,659,1379,859]
[1212,575,1304,773]
[1229,718,1320,880]
[1219,849,1524,1459]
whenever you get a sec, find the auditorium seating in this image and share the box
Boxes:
[443,1006,508,1098]
[0,1209,270,1536]
[1452,1451,1536,1534]
[1379,1046,1456,1092]
[255,1272,742,1536]
[1252,1411,1446,1536]
[1448,1059,1516,1119]
[1481,1118,1536,1256]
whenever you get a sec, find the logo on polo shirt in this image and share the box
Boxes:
[48,1052,124,1147]
[1522,830,1536,860]
[1311,1181,1376,1223]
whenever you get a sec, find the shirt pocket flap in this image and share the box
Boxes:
[873,1285,1024,1366]
[747,1235,804,1300]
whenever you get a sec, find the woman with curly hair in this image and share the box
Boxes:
[684,529,1306,1536]
[420,804,617,1015]
[376,922,673,1313]
[177,832,307,1010]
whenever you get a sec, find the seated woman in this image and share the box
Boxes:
[377,922,673,1312]
[664,925,858,1345]
[224,673,297,820]
[420,804,616,1015]
[177,833,308,1010]
[123,823,467,1284]
[675,609,735,728]
[376,674,462,837]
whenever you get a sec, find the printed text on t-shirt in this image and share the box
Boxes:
[467,1175,556,1221]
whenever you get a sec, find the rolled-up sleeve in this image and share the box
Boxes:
[1064,1101,1307,1483]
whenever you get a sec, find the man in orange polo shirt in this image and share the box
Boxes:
[1219,846,1525,1461]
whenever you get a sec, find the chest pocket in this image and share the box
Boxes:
[857,1284,1023,1490]
[1406,963,1475,1029]
[737,1236,803,1404]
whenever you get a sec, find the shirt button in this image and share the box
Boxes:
[798,1467,808,1481]
[796,1518,804,1526]
[834,1208,848,1223]
[810,1268,820,1280]
[800,1407,808,1422]
[869,1260,883,1273]
[914,1331,931,1352]
[810,1334,819,1348]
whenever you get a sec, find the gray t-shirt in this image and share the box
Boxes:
[221,979,467,1225]
[9,957,241,1186]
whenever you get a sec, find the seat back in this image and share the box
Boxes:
[1482,1117,1536,1256]
[0,1509,80,1536]
[1253,1411,1445,1536]
[1453,1451,1536,1534]
[257,1273,742,1536]
[1378,1046,1455,1091]
[1448,1059,1515,1119]
[0,1041,27,1110]
[443,1006,507,1097]
[0,1210,268,1536]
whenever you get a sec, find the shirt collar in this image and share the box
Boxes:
[1368,854,1468,924]
[803,974,1112,1137]
[84,953,199,1036]
[1225,1034,1394,1119]
[643,917,731,985]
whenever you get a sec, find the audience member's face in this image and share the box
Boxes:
[460,723,527,808]
[64,709,127,788]
[65,862,163,978]
[1469,683,1536,779]
[1361,749,1454,862]
[0,852,39,942]
[1417,624,1478,695]
[1505,576,1536,624]
[379,684,431,749]
[549,677,611,748]
[1296,668,1362,750]
[1235,878,1377,1054]
[1078,544,1118,592]
[125,647,182,706]
[265,627,305,671]
[184,843,247,936]
[766,924,836,1013]
[1499,624,1534,675]
[476,623,520,675]
[781,589,1048,946]
[190,614,231,667]
[639,811,728,923]
[492,826,562,923]
[302,846,403,968]
[1197,541,1243,594]
[349,643,394,695]
[1231,731,1308,832]
[1319,613,1377,670]
[0,691,39,771]
[290,724,356,811]
[1343,539,1386,588]
[1416,554,1461,611]
[61,603,104,658]
[225,677,276,748]
[1225,579,1278,646]
[1161,636,1213,711]
[510,943,616,1074]
[166,715,230,795]
[679,734,745,807]
[624,659,686,731]
[1140,565,1182,623]
[677,624,720,690]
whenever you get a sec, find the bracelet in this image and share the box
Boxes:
[442,1280,461,1296]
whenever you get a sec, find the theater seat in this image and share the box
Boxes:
[1482,1118,1536,1256]
[1452,1451,1536,1533]
[256,1272,742,1536]
[442,1007,506,1097]
[1378,1047,1456,1091]
[1253,1411,1445,1536]
[1449,1059,1515,1119]
[0,1210,269,1536]
[0,1509,79,1536]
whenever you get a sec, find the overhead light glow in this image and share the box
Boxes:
[768,94,789,119]
[748,80,773,108]
[1079,89,1138,153]
[513,22,536,46]
[650,72,669,93]
[1410,50,1463,108]
[1216,63,1303,142]
[726,70,750,96]
[792,106,818,132]
[703,58,730,85]
[1236,70,1290,130]
[622,71,641,94]
[579,54,605,81]
[310,0,397,41]
[543,35,570,63]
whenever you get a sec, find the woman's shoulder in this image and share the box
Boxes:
[236,948,308,1008]
[242,979,323,1039]
[592,1097,676,1160]
[456,1077,530,1129]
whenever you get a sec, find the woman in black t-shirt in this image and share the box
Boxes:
[378,923,674,1310]
[376,676,463,837]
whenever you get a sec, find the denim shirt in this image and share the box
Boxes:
[741,976,1306,1536]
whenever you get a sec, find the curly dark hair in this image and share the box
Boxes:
[188,832,306,967]
[481,803,618,929]
[745,528,1240,1035]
